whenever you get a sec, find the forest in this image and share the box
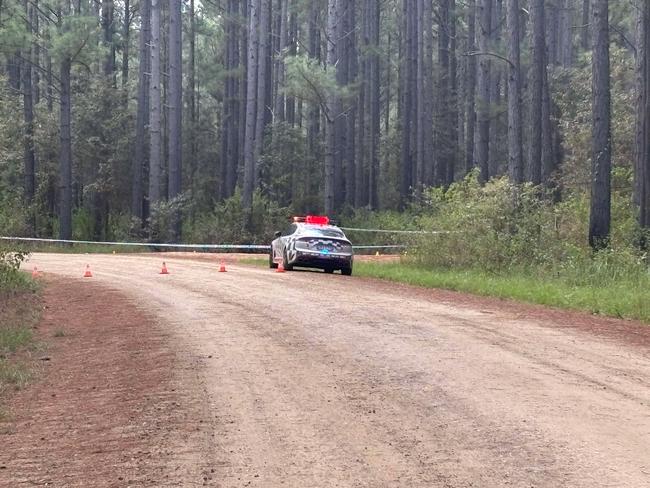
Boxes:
[0,0,649,254]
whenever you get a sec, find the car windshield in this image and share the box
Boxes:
[299,225,346,238]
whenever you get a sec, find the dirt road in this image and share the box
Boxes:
[15,253,650,487]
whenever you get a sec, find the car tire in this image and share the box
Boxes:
[341,266,353,276]
[282,250,293,271]
[269,251,278,269]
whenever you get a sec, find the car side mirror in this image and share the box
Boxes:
[274,231,281,238]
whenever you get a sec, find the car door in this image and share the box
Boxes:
[274,224,296,262]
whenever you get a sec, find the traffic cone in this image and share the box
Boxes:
[160,262,170,275]
[32,266,39,278]
[83,265,93,278]
[276,261,285,273]
[219,260,227,273]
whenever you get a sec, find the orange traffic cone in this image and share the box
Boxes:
[32,266,39,278]
[276,261,285,273]
[219,260,227,273]
[160,262,170,275]
[83,264,93,278]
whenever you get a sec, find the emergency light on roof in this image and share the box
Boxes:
[293,215,330,225]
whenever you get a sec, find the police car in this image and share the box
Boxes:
[270,216,354,275]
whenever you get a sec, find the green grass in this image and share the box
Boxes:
[0,268,42,413]
[229,256,650,323]
[353,261,650,323]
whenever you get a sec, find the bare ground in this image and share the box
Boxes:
[2,253,649,487]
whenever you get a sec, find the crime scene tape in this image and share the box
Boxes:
[0,236,406,251]
[340,227,457,235]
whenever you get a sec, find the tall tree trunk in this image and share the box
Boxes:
[273,0,288,122]
[188,0,196,200]
[465,0,477,174]
[635,0,650,240]
[344,0,357,208]
[476,0,492,182]
[286,11,297,125]
[255,0,271,190]
[242,0,260,211]
[168,0,182,239]
[558,0,573,67]
[368,0,380,208]
[399,0,417,204]
[324,0,340,215]
[505,0,523,182]
[148,0,162,207]
[132,0,150,221]
[528,0,545,184]
[580,0,589,51]
[448,0,458,184]
[121,0,130,86]
[589,0,611,249]
[22,0,36,215]
[221,0,240,199]
[307,0,321,157]
[102,0,115,79]
[59,58,72,240]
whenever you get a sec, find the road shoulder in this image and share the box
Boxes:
[0,276,216,486]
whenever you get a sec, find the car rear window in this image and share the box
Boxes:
[299,225,346,238]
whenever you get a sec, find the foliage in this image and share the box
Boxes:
[0,246,31,292]
[186,190,291,245]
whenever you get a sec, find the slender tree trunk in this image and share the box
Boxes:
[168,0,182,238]
[59,58,72,240]
[324,0,340,215]
[465,0,477,174]
[448,0,458,184]
[344,0,357,207]
[505,0,523,182]
[102,0,115,80]
[148,0,162,207]
[31,0,40,106]
[122,0,130,86]
[399,0,417,204]
[255,0,271,190]
[286,11,297,125]
[559,0,573,67]
[635,0,650,239]
[581,0,589,51]
[589,0,611,249]
[22,0,36,226]
[368,0,380,208]
[132,0,150,221]
[476,0,492,182]
[188,0,196,198]
[528,0,545,184]
[307,0,321,157]
[273,0,288,121]
[242,0,260,211]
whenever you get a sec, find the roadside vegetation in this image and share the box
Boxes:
[347,172,649,323]
[0,247,40,418]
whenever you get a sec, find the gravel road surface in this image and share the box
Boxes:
[20,253,650,487]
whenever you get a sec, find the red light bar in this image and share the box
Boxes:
[305,215,329,225]
[293,215,330,225]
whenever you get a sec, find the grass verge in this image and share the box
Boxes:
[0,273,42,419]
[237,257,649,323]
[353,261,650,323]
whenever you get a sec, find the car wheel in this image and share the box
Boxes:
[269,250,278,269]
[282,250,293,271]
[341,266,353,276]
